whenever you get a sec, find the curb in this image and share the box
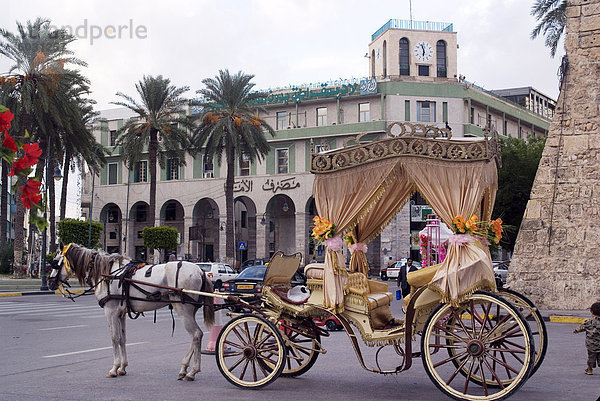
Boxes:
[548,315,586,324]
[0,289,86,298]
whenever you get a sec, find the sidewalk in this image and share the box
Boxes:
[0,277,85,297]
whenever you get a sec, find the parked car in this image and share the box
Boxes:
[240,258,270,270]
[223,265,306,295]
[493,261,509,285]
[195,262,237,289]
[381,259,421,280]
[313,315,343,331]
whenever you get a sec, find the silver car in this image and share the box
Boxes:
[493,261,509,284]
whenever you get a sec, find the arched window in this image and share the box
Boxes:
[371,49,375,78]
[382,40,387,78]
[399,38,410,76]
[437,40,447,78]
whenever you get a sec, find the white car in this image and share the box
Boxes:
[493,261,509,285]
[381,259,421,280]
[196,262,237,289]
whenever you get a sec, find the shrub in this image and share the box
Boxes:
[0,243,14,274]
[57,218,103,249]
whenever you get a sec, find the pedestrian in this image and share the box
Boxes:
[573,301,600,375]
[386,256,394,268]
[168,252,177,262]
[397,258,415,298]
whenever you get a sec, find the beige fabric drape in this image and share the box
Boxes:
[401,159,498,304]
[349,163,414,275]
[313,159,398,311]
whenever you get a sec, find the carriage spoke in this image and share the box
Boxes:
[485,350,521,374]
[434,322,468,343]
[232,326,248,345]
[482,354,505,389]
[462,357,476,394]
[445,354,471,385]
[239,359,250,380]
[452,310,473,340]
[228,355,246,371]
[478,357,489,396]
[222,350,244,358]
[478,301,493,337]
[435,350,469,369]
[224,340,245,350]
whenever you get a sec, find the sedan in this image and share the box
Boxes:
[222,265,306,295]
[493,261,509,285]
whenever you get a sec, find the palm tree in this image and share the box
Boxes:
[0,18,86,276]
[531,0,567,57]
[112,75,191,261]
[193,70,275,263]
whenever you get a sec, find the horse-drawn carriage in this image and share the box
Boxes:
[50,122,546,400]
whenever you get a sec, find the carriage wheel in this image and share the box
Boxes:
[421,291,534,401]
[498,288,547,377]
[445,288,548,388]
[215,314,287,388]
[279,319,321,377]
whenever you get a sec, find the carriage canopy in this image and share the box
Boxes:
[310,122,500,311]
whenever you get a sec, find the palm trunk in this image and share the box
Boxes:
[12,181,25,278]
[48,158,57,253]
[60,151,71,221]
[148,129,158,263]
[0,159,8,246]
[226,146,235,263]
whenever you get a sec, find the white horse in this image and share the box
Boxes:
[48,243,215,381]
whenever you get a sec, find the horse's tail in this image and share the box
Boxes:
[201,273,215,327]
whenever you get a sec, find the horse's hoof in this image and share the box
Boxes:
[117,370,127,376]
[183,375,195,382]
[178,373,186,380]
[106,372,118,378]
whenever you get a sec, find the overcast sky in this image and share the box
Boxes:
[2,0,563,218]
[3,0,563,110]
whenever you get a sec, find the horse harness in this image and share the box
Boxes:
[98,260,208,320]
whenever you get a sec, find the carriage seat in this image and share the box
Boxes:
[304,264,394,325]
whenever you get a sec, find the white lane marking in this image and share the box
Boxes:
[38,324,88,331]
[43,342,148,358]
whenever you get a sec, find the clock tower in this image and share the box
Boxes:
[368,19,458,82]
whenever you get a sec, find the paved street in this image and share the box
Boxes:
[1,293,599,401]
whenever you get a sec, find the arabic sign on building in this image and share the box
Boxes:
[250,78,377,106]
[232,177,301,193]
[360,78,377,95]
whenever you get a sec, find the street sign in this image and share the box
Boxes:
[238,241,247,251]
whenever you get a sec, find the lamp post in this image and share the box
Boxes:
[40,151,62,291]
[87,163,97,249]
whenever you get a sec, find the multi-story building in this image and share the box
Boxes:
[81,19,552,269]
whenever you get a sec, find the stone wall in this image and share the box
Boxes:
[509,0,600,309]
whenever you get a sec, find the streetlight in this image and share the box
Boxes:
[40,154,62,291]
[87,154,99,249]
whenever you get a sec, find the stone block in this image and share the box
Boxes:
[580,32,600,48]
[582,2,600,16]
[562,135,589,152]
[567,4,582,17]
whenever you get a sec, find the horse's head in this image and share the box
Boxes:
[48,245,71,291]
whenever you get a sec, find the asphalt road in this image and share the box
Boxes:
[1,293,599,401]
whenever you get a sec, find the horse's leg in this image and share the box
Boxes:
[178,345,194,380]
[117,309,128,376]
[173,304,203,381]
[104,303,122,378]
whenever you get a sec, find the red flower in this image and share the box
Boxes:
[0,109,14,132]
[2,132,17,153]
[9,157,28,176]
[20,179,42,209]
[22,143,42,168]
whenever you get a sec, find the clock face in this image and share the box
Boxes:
[413,41,434,62]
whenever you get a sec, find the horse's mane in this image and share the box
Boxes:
[65,243,127,286]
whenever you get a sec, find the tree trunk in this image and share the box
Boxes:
[60,151,71,221]
[49,158,57,253]
[148,129,158,263]
[225,146,235,263]
[0,159,8,246]
[12,176,26,278]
